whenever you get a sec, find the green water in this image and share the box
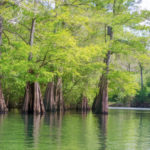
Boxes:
[0,109,150,150]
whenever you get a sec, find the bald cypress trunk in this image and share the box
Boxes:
[0,82,8,113]
[92,74,108,114]
[55,78,64,111]
[23,82,45,114]
[77,96,90,111]
[22,19,45,114]
[92,50,111,114]
[0,16,8,113]
[92,25,112,114]
[44,78,64,112]
[44,82,56,111]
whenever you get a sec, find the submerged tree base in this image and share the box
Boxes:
[22,82,45,114]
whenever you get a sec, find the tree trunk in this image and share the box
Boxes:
[92,22,113,114]
[44,78,64,112]
[82,96,90,111]
[76,96,90,111]
[56,78,64,111]
[0,16,8,113]
[92,74,109,114]
[22,18,45,114]
[0,82,8,113]
[29,18,36,46]
[139,63,143,91]
[92,51,111,114]
[23,82,45,114]
[44,82,56,111]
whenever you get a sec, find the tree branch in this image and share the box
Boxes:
[3,31,11,45]
[4,28,28,45]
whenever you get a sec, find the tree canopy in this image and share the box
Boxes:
[0,0,150,109]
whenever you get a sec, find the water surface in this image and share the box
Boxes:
[0,108,150,150]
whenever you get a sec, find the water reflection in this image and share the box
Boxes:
[0,114,7,125]
[81,111,88,119]
[23,114,44,149]
[45,112,64,128]
[22,112,108,150]
[136,113,143,150]
[1,110,150,150]
[97,115,108,150]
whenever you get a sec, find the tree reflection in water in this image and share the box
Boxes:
[0,113,7,126]
[98,114,108,150]
[23,114,44,149]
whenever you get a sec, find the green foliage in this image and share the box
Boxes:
[0,0,150,107]
[109,71,140,102]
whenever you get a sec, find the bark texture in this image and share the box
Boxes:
[23,82,45,114]
[0,16,8,113]
[0,82,8,113]
[76,96,90,111]
[44,78,64,112]
[55,78,64,111]
[44,82,56,111]
[92,51,111,114]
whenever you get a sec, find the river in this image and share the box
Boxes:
[0,108,150,150]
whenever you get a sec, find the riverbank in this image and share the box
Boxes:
[109,102,150,108]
